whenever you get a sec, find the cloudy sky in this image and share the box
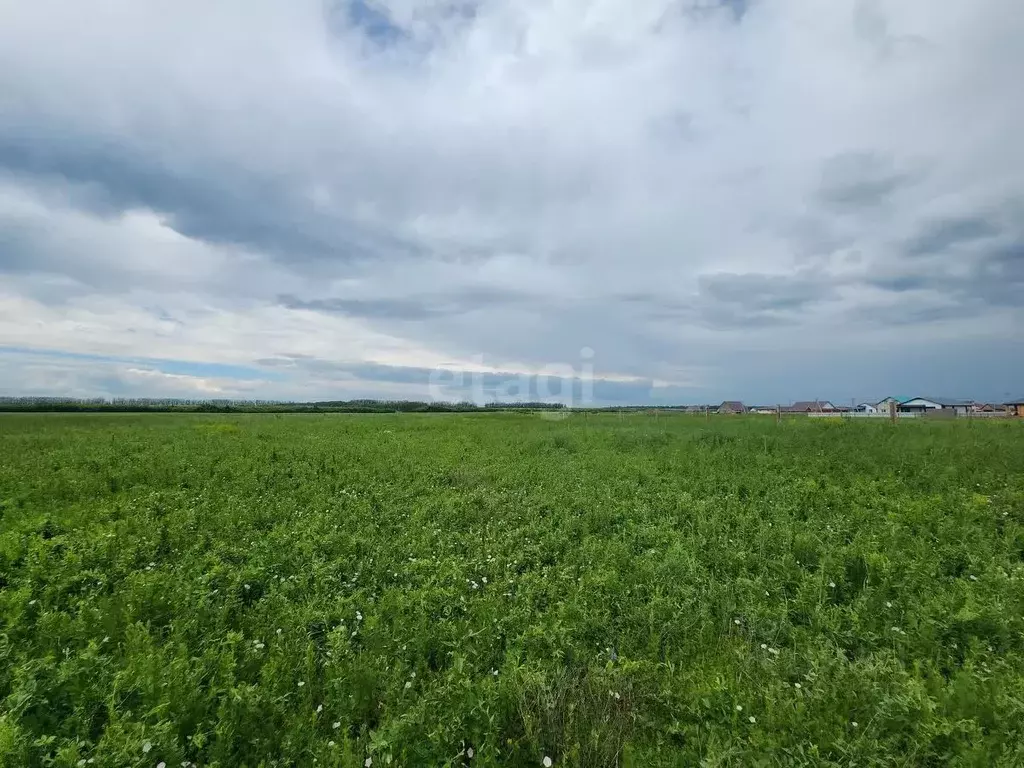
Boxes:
[1,0,1022,405]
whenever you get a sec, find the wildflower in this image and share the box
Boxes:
[158,763,166,768]
[365,759,373,767]
[78,761,86,767]
[316,704,323,713]
[28,599,37,606]
[277,628,282,635]
[543,757,553,767]
[102,636,110,643]
[356,611,363,621]
[768,647,780,656]
[760,643,767,650]
[298,681,305,687]
[467,747,475,758]
[885,602,892,608]
[764,591,770,596]
[614,692,621,700]
[794,683,802,689]
[851,721,858,727]
[244,584,250,590]
[735,705,742,712]
[492,669,499,676]
[748,716,756,723]
[333,722,341,729]
[328,741,336,747]
[828,582,836,588]
[143,742,152,754]
[733,618,741,625]
[969,575,978,582]
[254,642,265,650]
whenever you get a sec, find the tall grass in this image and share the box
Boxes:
[1,413,1022,766]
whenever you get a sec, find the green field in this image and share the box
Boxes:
[2,413,1023,767]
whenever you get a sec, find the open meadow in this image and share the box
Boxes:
[1,412,1023,767]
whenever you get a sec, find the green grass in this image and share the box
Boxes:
[1,413,1023,767]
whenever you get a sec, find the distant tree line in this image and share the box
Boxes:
[0,397,567,414]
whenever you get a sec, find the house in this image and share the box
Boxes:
[854,403,878,413]
[875,396,908,414]
[717,401,747,414]
[1006,398,1024,417]
[750,405,777,414]
[787,400,837,413]
[899,397,973,416]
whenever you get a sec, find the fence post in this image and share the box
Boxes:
[889,400,897,425]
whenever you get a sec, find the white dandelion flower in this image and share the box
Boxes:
[316,704,323,713]
[733,619,741,625]
[158,763,166,768]
[735,705,742,712]
[142,741,152,754]
[333,722,341,729]
[828,582,836,588]
[760,643,767,650]
[748,716,756,723]
[851,721,858,727]
[298,681,305,687]
[328,741,336,747]
[543,757,553,767]
[364,758,373,767]
[467,747,474,758]
[885,602,892,608]
[794,683,802,689]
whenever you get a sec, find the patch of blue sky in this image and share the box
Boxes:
[347,0,407,47]
[0,346,282,382]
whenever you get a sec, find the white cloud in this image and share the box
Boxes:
[0,0,1022,402]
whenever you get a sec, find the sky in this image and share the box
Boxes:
[1,0,1022,406]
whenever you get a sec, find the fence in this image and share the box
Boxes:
[808,412,919,419]
[807,410,1013,420]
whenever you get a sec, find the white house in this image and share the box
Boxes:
[899,397,972,415]
[854,403,877,413]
